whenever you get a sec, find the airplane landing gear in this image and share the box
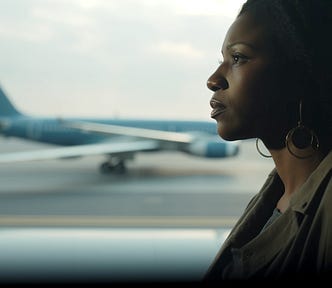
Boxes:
[99,158,127,174]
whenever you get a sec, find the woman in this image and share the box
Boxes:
[204,0,332,281]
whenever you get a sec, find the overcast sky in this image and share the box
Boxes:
[0,0,244,120]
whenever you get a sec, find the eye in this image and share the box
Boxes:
[232,53,248,65]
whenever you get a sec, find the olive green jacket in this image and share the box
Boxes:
[204,150,332,280]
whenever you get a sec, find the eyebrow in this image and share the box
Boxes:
[226,41,257,50]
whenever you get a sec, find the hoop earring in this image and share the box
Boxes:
[256,138,272,158]
[285,100,319,159]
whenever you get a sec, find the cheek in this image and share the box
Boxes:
[226,69,276,135]
[231,71,268,117]
[216,64,280,141]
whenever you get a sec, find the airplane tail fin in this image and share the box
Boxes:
[0,85,22,117]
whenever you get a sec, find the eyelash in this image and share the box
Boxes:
[218,53,248,65]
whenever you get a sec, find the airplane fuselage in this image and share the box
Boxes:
[0,115,219,146]
[0,85,239,169]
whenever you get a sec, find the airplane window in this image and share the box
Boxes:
[0,0,274,284]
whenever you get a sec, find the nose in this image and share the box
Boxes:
[206,70,228,92]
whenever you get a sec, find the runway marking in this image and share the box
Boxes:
[0,215,238,228]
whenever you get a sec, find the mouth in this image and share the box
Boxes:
[210,98,226,119]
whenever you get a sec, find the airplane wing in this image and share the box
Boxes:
[0,140,159,163]
[61,120,194,143]
[0,120,239,164]
[61,120,240,159]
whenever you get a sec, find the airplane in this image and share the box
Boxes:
[0,84,240,173]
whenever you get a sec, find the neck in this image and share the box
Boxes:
[269,148,325,212]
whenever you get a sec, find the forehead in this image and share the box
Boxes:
[222,13,269,52]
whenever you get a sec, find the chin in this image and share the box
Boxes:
[217,125,248,142]
[217,130,236,142]
[217,126,231,141]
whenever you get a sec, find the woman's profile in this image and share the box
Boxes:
[204,0,332,281]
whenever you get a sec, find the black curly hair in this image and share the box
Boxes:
[238,0,332,154]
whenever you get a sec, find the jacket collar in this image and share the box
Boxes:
[290,150,332,214]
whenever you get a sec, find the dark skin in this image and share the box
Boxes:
[207,12,325,212]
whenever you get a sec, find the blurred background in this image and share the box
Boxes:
[0,0,277,283]
[0,0,244,119]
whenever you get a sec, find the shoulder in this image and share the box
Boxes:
[316,151,332,197]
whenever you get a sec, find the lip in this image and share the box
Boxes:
[210,98,226,119]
